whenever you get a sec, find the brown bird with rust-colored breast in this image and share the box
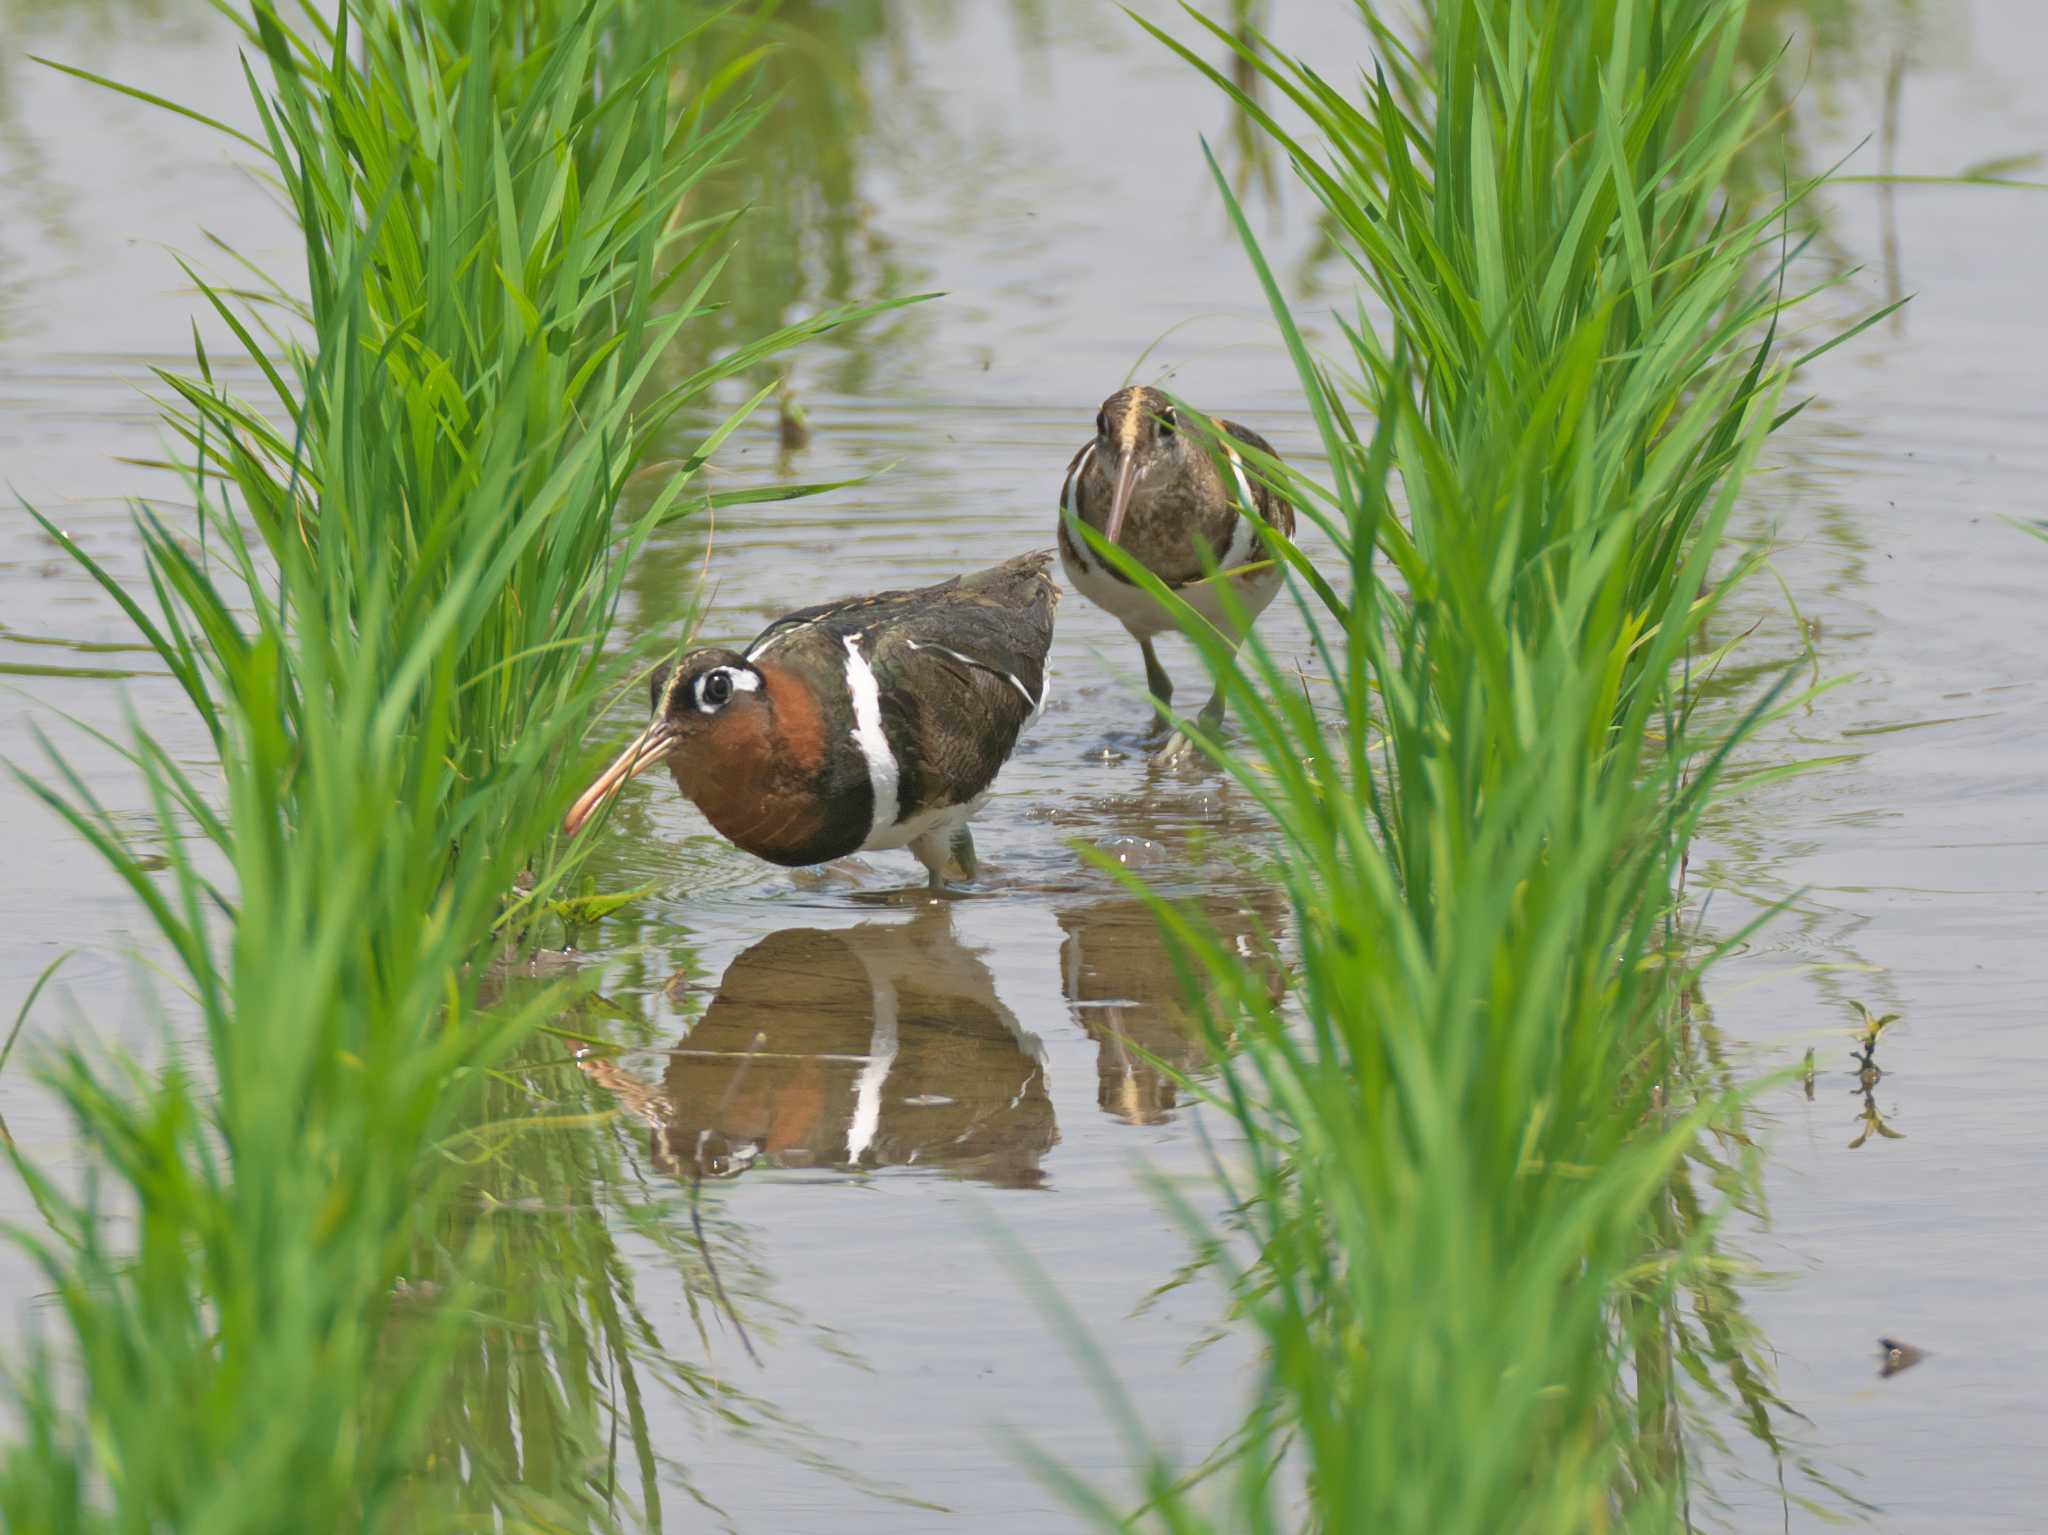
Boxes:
[1057,385,1295,765]
[564,551,1058,889]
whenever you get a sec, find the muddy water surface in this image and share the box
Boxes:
[1,2,2043,1531]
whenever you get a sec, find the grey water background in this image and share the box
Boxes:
[0,1,2042,1529]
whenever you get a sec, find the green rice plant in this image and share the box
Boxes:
[1041,1,1879,1528]
[0,2,905,1528]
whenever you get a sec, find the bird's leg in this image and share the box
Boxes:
[947,824,979,881]
[909,831,951,890]
[908,825,977,891]
[1151,650,1233,769]
[1138,635,1174,741]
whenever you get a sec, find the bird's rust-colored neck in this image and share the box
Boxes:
[669,658,832,861]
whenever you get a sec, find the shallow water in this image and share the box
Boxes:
[1,1,2043,1530]
[1685,6,2048,1517]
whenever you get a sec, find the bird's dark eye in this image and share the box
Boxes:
[1096,409,1109,438]
[702,670,733,708]
[1157,405,1178,436]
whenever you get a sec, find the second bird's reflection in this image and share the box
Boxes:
[1058,889,1288,1126]
[585,906,1057,1189]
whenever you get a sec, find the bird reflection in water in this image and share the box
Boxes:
[583,906,1057,1189]
[1056,890,1286,1126]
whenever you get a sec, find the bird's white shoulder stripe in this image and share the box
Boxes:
[1219,442,1263,572]
[842,632,901,838]
[1060,442,1098,572]
[904,637,1044,712]
[1062,442,1096,516]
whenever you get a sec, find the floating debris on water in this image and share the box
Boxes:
[1879,1338,1929,1379]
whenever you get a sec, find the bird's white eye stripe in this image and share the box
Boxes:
[692,666,761,713]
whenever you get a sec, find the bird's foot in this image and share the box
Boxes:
[1149,704,1226,770]
[1149,729,1201,769]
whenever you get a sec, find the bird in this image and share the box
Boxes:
[1056,384,1295,766]
[563,551,1058,889]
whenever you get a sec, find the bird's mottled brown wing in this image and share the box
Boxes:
[869,552,1058,817]
[1215,418,1296,539]
[921,551,1059,704]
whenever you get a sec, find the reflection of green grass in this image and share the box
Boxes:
[1041,1,1882,1528]
[0,1,899,1526]
[630,0,1067,407]
[649,2,934,397]
[385,976,942,1526]
[386,1008,814,1529]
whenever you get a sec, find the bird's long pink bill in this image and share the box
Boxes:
[1104,449,1140,546]
[563,721,678,837]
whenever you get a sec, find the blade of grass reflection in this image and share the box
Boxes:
[0,661,168,679]
[0,626,158,655]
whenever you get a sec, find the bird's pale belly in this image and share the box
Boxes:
[1059,538,1283,641]
[860,794,986,855]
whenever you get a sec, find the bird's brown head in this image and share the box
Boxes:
[1091,385,1188,545]
[563,649,766,837]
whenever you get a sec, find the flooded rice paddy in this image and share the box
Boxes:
[2,1,2043,1529]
